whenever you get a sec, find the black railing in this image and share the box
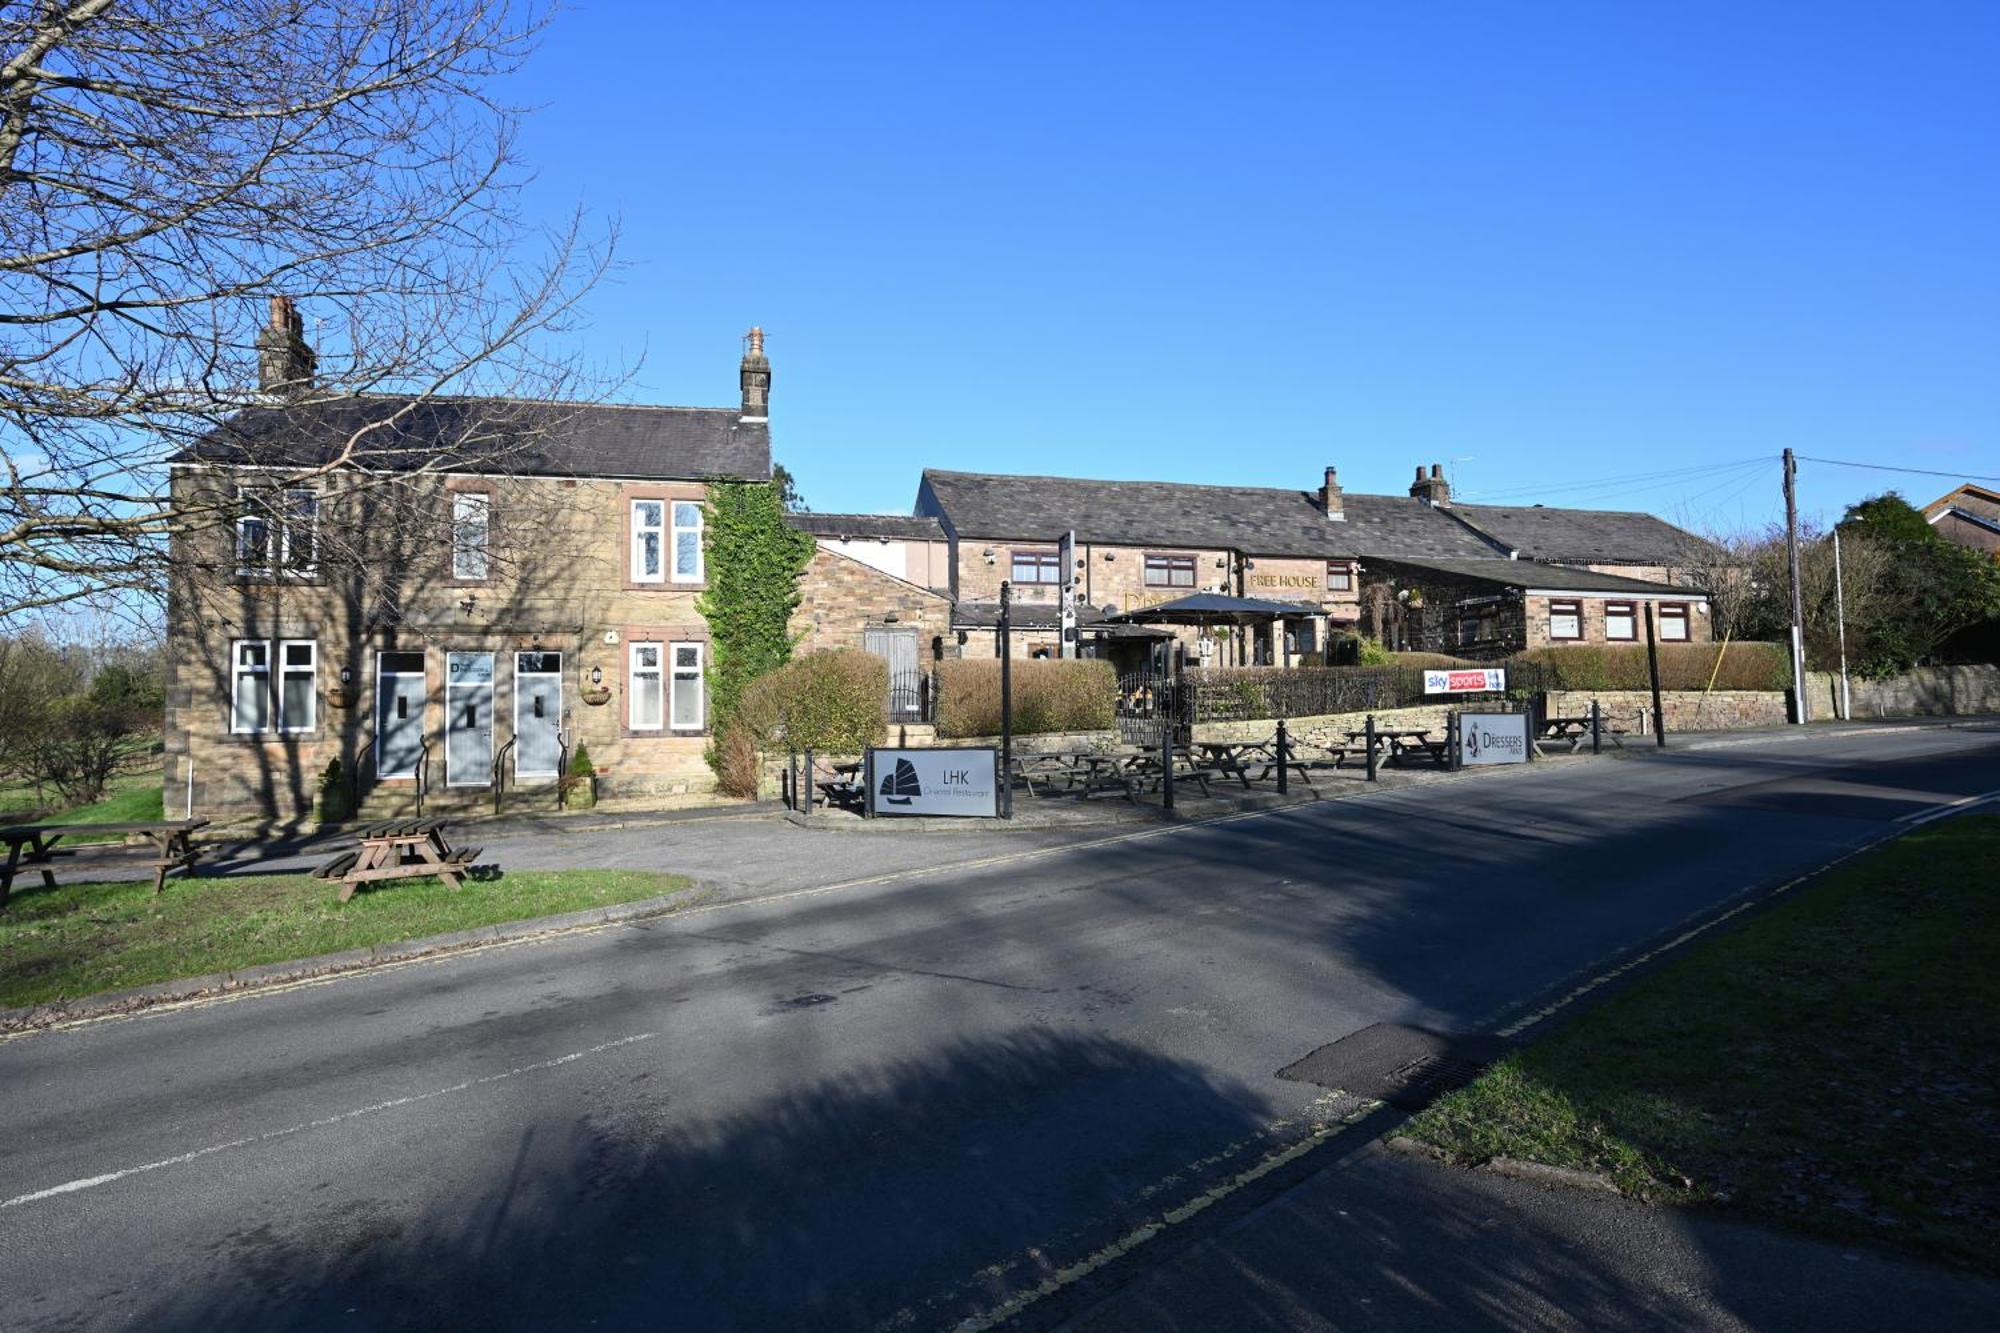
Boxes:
[886,668,933,722]
[414,736,432,819]
[1115,668,1192,749]
[492,735,516,815]
[1189,662,1562,723]
[555,729,571,809]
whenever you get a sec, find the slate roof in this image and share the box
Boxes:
[1366,557,1709,597]
[786,512,946,541]
[951,600,1115,630]
[182,395,770,482]
[1446,503,1716,566]
[918,470,1505,562]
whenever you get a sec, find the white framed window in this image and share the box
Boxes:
[1659,602,1691,641]
[1548,599,1583,641]
[234,487,317,577]
[632,500,664,583]
[671,501,704,583]
[669,641,703,731]
[452,492,490,579]
[280,489,317,574]
[1605,601,1637,642]
[630,641,663,731]
[1326,563,1354,592]
[279,640,317,732]
[230,640,270,732]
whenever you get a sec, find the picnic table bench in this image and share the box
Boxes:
[816,761,868,809]
[1534,714,1628,755]
[312,818,482,902]
[1192,739,1321,791]
[1344,727,1449,768]
[0,819,209,907]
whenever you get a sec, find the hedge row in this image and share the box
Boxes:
[936,659,1117,738]
[1514,641,1790,692]
[713,650,888,795]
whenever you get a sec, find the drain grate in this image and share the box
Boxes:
[1278,1023,1504,1110]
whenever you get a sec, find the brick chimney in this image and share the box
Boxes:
[256,295,315,395]
[1410,462,1451,507]
[740,326,771,422]
[1321,465,1345,521]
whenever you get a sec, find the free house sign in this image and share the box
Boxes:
[868,748,1000,817]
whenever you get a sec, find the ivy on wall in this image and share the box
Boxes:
[696,480,816,765]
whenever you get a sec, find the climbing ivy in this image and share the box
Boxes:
[696,480,815,767]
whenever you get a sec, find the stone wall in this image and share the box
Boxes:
[1804,665,2000,720]
[1544,689,1787,732]
[1192,704,1455,747]
[790,546,952,657]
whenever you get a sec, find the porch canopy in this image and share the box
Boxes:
[1100,593,1311,627]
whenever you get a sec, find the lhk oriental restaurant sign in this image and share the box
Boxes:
[1423,667,1506,696]
[868,748,999,818]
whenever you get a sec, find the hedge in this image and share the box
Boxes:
[936,659,1116,738]
[1514,641,1790,692]
[714,650,888,795]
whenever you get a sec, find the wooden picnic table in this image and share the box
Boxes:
[312,818,481,903]
[0,819,209,907]
[1535,714,1628,755]
[1191,739,1321,789]
[1344,727,1448,767]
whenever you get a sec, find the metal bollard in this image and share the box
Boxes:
[1365,714,1378,783]
[1276,718,1289,795]
[803,747,814,817]
[1591,699,1602,755]
[1161,721,1175,811]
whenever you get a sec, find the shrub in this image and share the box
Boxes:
[723,651,887,767]
[561,742,596,807]
[1512,642,1790,692]
[711,721,763,799]
[1355,636,1393,666]
[935,658,1116,737]
[315,758,346,822]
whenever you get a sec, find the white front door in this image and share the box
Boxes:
[514,651,563,779]
[446,652,495,787]
[375,651,427,779]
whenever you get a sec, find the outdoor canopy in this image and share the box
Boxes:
[1099,593,1316,626]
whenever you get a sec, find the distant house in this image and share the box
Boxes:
[913,463,1715,665]
[1922,483,2000,560]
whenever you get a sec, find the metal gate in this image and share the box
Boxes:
[1115,668,1192,750]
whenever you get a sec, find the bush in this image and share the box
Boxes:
[717,651,888,792]
[935,658,1116,737]
[315,758,346,823]
[562,742,596,807]
[17,665,160,806]
[1513,642,1790,692]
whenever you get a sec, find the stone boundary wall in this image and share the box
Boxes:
[1545,689,1787,732]
[1804,665,2000,720]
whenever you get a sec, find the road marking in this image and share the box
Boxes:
[1894,786,2000,823]
[942,1099,1382,1333]
[0,1032,657,1211]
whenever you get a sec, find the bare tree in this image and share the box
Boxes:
[2,0,612,624]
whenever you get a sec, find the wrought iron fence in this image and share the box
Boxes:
[886,668,933,723]
[1116,668,1192,748]
[1189,661,1565,722]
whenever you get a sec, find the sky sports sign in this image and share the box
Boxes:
[1424,668,1506,695]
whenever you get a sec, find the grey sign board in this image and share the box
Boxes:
[869,747,999,817]
[1456,712,1530,766]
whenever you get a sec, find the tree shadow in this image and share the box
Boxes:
[118,1028,1280,1331]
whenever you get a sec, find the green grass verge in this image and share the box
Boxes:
[1405,815,1999,1272]
[0,867,693,1010]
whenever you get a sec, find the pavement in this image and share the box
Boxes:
[1,721,1997,1331]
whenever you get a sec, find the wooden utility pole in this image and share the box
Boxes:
[1782,448,1809,724]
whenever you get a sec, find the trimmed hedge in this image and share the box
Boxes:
[1514,642,1789,692]
[936,659,1117,738]
[715,651,888,796]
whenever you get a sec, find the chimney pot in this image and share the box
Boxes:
[740,327,771,422]
[1321,465,1345,522]
[1410,461,1452,507]
[256,294,315,396]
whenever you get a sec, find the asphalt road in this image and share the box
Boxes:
[2,724,1996,1331]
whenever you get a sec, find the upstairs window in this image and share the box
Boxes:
[1010,550,1060,584]
[1659,602,1690,641]
[1548,599,1583,641]
[1326,563,1354,592]
[1145,554,1197,588]
[1604,601,1637,641]
[235,487,317,578]
[631,500,664,583]
[452,492,490,579]
[671,501,704,582]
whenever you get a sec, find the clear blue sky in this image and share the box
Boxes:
[504,2,1997,535]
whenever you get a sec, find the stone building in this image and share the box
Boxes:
[912,464,1714,666]
[164,315,943,822]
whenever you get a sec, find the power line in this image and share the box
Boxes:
[1795,456,2000,485]
[1457,456,1770,504]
